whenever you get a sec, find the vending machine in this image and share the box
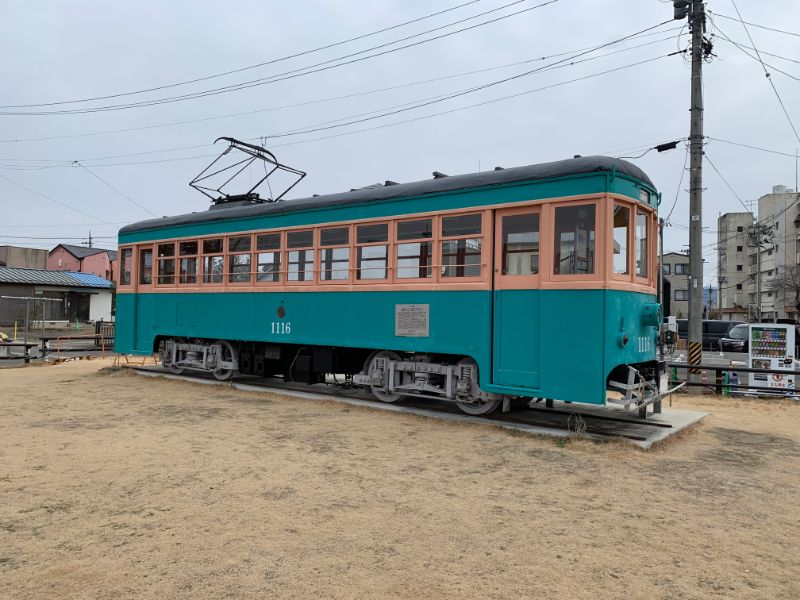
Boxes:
[748,324,796,391]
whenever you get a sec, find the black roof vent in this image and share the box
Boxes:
[433,171,448,179]
[573,154,582,158]
[494,166,505,171]
[385,180,399,186]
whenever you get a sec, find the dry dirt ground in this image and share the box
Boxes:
[1,359,799,599]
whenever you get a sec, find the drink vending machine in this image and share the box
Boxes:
[748,324,796,391]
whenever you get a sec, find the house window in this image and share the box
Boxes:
[320,227,350,281]
[737,245,743,252]
[287,230,314,282]
[737,226,744,232]
[675,289,689,301]
[554,205,595,275]
[396,219,433,279]
[441,214,483,278]
[228,235,252,283]
[139,248,153,284]
[178,241,198,284]
[202,238,224,284]
[662,264,671,276]
[736,264,743,272]
[357,223,388,280]
[502,213,540,275]
[675,263,689,275]
[120,248,132,285]
[736,284,743,290]
[157,243,175,285]
[256,233,281,283]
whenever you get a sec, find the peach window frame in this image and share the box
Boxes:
[393,216,435,283]
[284,227,316,286]
[493,205,543,291]
[318,224,353,286]
[438,211,488,283]
[546,198,605,287]
[177,240,200,286]
[200,237,226,287]
[254,230,284,287]
[154,241,177,287]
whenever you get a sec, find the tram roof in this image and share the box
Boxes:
[120,155,653,234]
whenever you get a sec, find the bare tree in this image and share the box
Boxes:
[767,265,800,318]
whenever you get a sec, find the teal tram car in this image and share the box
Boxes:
[115,155,669,416]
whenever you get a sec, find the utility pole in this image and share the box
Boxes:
[673,0,705,377]
[85,231,93,249]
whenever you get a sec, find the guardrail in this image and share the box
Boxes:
[52,334,109,361]
[666,362,800,395]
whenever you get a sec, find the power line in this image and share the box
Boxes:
[728,0,800,145]
[0,0,481,109]
[0,28,682,145]
[706,136,798,158]
[75,162,157,217]
[0,235,116,240]
[665,142,690,223]
[704,152,752,212]
[0,0,563,116]
[713,26,800,83]
[0,172,108,223]
[708,11,800,39]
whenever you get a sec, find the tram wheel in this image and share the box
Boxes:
[366,350,403,403]
[212,340,237,381]
[455,358,501,416]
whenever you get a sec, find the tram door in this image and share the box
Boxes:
[491,207,541,389]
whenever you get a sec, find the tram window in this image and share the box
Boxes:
[636,210,648,277]
[553,205,595,275]
[612,205,630,275]
[357,224,388,280]
[397,219,432,279]
[287,230,314,282]
[320,227,350,281]
[157,243,175,284]
[256,233,281,283]
[442,214,481,236]
[178,241,198,284]
[139,248,153,284]
[228,235,252,283]
[120,248,132,285]
[203,238,223,254]
[203,256,224,284]
[441,214,482,278]
[501,214,539,275]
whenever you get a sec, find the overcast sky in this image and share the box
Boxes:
[2,0,799,284]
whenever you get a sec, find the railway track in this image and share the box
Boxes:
[130,366,706,449]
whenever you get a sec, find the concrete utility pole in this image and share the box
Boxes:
[673,0,705,377]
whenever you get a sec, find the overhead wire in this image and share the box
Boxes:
[0,172,108,223]
[0,0,482,109]
[0,0,563,116]
[74,162,157,217]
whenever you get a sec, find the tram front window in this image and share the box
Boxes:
[553,205,595,275]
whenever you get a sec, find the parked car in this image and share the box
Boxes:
[675,319,746,351]
[719,323,749,353]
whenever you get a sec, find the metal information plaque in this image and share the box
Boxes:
[395,304,429,337]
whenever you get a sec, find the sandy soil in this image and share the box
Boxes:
[1,359,799,599]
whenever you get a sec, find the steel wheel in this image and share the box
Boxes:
[212,340,237,381]
[366,350,403,403]
[455,358,501,415]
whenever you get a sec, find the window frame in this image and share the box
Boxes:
[201,237,225,286]
[394,217,434,282]
[493,206,541,289]
[355,221,391,283]
[438,211,485,281]
[254,231,283,286]
[319,225,352,285]
[675,289,689,301]
[285,227,316,286]
[610,200,633,283]
[227,234,254,286]
[155,242,176,286]
[550,199,601,281]
[119,247,133,286]
[178,240,199,285]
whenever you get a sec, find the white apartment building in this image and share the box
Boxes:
[716,212,753,321]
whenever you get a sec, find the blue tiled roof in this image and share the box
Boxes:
[0,267,112,289]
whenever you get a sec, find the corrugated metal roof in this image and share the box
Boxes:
[0,266,112,288]
[64,271,113,288]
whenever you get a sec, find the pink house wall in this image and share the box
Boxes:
[48,247,80,271]
[47,248,115,280]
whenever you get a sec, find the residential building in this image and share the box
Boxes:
[662,251,691,318]
[48,244,118,281]
[0,267,113,326]
[0,246,48,269]
[716,212,753,322]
